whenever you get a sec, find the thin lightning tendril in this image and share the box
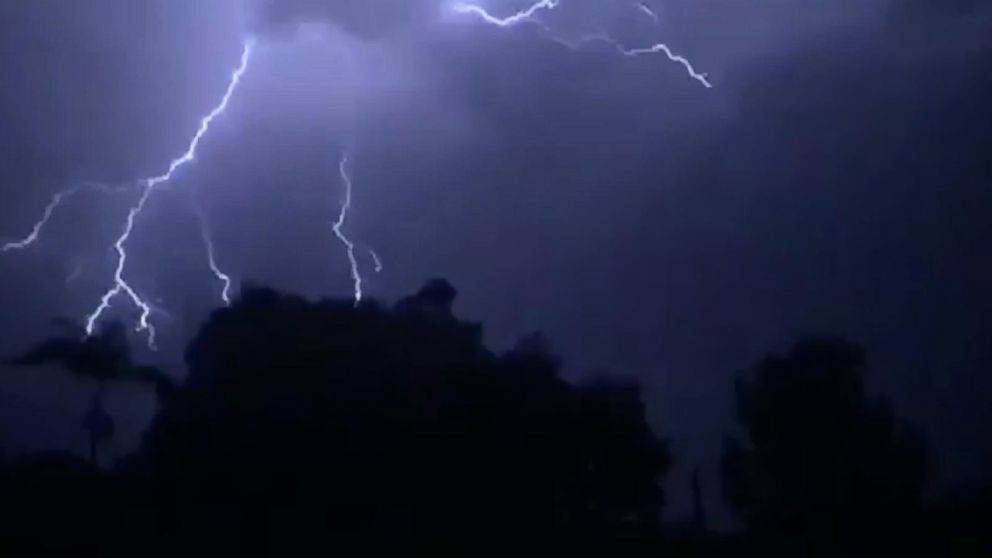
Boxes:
[369,249,383,273]
[2,182,133,252]
[452,0,559,27]
[2,187,80,252]
[65,262,84,284]
[454,0,711,88]
[559,34,712,88]
[192,202,233,306]
[84,40,254,347]
[636,2,660,25]
[622,44,709,88]
[333,153,363,305]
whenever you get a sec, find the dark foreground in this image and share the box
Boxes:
[1,281,989,555]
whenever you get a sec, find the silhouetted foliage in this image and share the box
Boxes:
[129,280,669,547]
[721,338,928,552]
[8,322,173,393]
[4,286,991,553]
[921,488,992,555]
[7,322,174,463]
[0,452,110,555]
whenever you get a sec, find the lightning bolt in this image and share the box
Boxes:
[369,249,383,274]
[453,1,711,88]
[333,153,364,305]
[2,181,133,253]
[452,0,559,27]
[2,187,80,252]
[191,201,233,306]
[636,2,660,25]
[7,1,706,348]
[619,43,710,88]
[84,40,254,347]
[558,34,711,88]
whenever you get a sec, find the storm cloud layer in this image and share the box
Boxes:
[249,0,439,38]
[1,0,991,526]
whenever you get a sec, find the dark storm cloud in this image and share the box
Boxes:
[2,0,991,527]
[895,0,992,17]
[330,0,992,522]
[249,0,438,39]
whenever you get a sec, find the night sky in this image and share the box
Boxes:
[1,0,990,525]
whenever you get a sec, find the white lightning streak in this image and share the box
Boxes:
[452,0,559,27]
[369,249,383,273]
[455,1,711,88]
[556,34,711,88]
[192,202,232,306]
[636,2,660,25]
[2,182,133,252]
[611,40,711,88]
[333,153,363,305]
[2,187,81,252]
[85,40,254,346]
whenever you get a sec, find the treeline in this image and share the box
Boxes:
[1,280,989,554]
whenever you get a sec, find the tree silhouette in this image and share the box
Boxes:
[3,294,991,551]
[7,321,174,464]
[134,281,669,546]
[721,338,928,551]
[0,452,111,555]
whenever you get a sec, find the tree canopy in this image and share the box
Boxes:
[135,281,669,545]
[721,338,928,551]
